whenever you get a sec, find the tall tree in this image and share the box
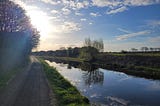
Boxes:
[0,0,40,49]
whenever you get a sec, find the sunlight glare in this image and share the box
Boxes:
[27,10,52,38]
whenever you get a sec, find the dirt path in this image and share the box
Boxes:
[0,56,55,106]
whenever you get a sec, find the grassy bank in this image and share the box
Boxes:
[39,59,90,106]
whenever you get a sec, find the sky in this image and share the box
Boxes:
[13,0,160,52]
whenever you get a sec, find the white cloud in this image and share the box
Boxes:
[92,0,160,14]
[92,0,160,7]
[124,0,160,6]
[89,22,93,25]
[40,0,59,5]
[75,12,83,16]
[55,22,81,33]
[90,12,100,17]
[51,9,59,14]
[147,20,160,27]
[92,0,121,7]
[107,6,127,14]
[149,36,160,42]
[80,18,87,21]
[62,22,81,32]
[62,8,71,15]
[117,28,131,33]
[61,0,90,10]
[116,30,151,40]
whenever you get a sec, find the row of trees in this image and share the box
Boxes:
[130,47,160,52]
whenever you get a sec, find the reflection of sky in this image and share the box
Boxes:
[46,60,160,106]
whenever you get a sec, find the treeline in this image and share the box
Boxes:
[33,46,98,61]
[128,47,160,52]
[33,38,104,61]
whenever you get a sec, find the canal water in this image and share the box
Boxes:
[46,60,160,106]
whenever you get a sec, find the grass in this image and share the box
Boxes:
[39,59,90,106]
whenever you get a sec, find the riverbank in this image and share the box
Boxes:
[39,56,160,79]
[39,59,90,106]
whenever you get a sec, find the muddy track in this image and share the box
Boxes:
[0,56,54,106]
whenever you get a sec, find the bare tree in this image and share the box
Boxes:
[84,37,92,47]
[84,37,104,52]
[131,48,138,52]
[141,47,149,52]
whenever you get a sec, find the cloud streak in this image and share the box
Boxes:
[117,28,131,33]
[116,30,151,40]
[107,6,127,14]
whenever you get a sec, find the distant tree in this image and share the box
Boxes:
[131,48,138,52]
[121,50,127,53]
[59,47,66,50]
[141,47,149,52]
[79,47,98,62]
[150,47,154,51]
[84,37,92,47]
[67,47,72,57]
[92,39,104,52]
[84,37,104,52]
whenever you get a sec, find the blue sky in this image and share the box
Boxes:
[13,0,160,51]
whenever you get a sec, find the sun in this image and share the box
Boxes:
[27,10,52,38]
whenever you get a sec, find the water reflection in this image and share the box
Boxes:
[82,70,104,86]
[44,58,160,106]
[46,58,104,86]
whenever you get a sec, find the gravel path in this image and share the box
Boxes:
[0,56,55,106]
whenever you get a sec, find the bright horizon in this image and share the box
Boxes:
[13,0,160,52]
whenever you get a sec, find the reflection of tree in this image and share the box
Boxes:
[82,69,104,86]
[46,59,104,85]
[80,62,104,86]
[79,62,98,71]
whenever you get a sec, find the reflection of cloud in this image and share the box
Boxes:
[147,81,160,91]
[90,93,101,98]
[106,96,129,106]
[119,77,131,82]
[116,30,151,40]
